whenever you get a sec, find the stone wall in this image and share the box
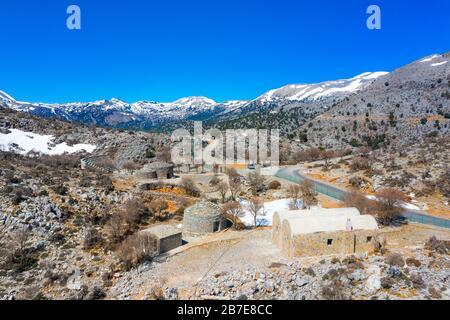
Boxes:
[159,233,183,254]
[283,230,379,258]
[183,214,225,236]
[81,155,115,173]
[137,166,174,180]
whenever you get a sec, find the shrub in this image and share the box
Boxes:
[209,176,221,187]
[425,236,449,254]
[349,157,372,171]
[149,199,169,221]
[123,198,150,226]
[406,257,421,268]
[85,286,107,300]
[299,180,318,209]
[48,232,66,245]
[2,230,38,273]
[122,161,143,171]
[374,188,408,226]
[345,191,374,215]
[247,171,266,195]
[96,175,115,192]
[12,191,26,205]
[268,180,281,190]
[83,228,104,250]
[385,253,405,267]
[52,184,68,196]
[180,177,200,197]
[116,233,158,271]
[321,280,346,300]
[107,211,129,244]
[437,169,450,199]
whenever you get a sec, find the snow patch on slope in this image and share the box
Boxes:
[421,55,440,63]
[0,129,96,155]
[431,61,448,67]
[257,72,388,103]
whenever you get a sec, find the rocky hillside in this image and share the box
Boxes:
[0,106,170,167]
[296,53,450,149]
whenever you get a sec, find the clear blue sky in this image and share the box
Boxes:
[1,0,449,103]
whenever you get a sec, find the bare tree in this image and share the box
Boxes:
[5,228,38,273]
[300,180,318,209]
[107,210,129,243]
[227,169,242,201]
[247,171,266,195]
[344,190,375,215]
[221,201,244,229]
[288,185,301,210]
[117,233,158,271]
[374,188,408,225]
[14,229,30,254]
[181,177,200,197]
[321,149,335,171]
[217,181,229,203]
[248,197,264,227]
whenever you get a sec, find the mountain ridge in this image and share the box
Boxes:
[0,71,388,131]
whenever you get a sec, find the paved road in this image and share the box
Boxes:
[275,166,450,229]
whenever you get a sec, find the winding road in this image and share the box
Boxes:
[275,166,450,229]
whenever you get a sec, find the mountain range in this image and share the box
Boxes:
[1,52,449,149]
[0,71,387,130]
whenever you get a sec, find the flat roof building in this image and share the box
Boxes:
[141,224,182,254]
[273,208,379,257]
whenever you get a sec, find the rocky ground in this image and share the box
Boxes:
[293,136,450,218]
[0,106,449,301]
[109,227,449,301]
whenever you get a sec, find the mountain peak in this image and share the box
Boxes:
[257,71,388,103]
[172,96,216,105]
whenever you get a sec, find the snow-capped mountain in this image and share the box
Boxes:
[256,72,388,103]
[211,71,389,126]
[1,70,390,131]
[296,52,450,148]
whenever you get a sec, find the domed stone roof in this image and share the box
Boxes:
[184,201,221,218]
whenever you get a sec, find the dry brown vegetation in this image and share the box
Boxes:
[116,233,158,271]
[180,177,200,197]
[221,201,243,229]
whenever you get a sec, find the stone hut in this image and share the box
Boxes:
[277,210,378,258]
[183,202,226,236]
[137,162,174,179]
[272,208,361,249]
[141,224,182,254]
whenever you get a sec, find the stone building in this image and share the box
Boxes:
[183,201,226,236]
[272,208,361,249]
[137,162,174,179]
[141,224,182,254]
[273,208,379,257]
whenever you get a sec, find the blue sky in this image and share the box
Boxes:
[0,0,449,103]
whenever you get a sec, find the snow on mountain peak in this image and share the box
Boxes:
[257,71,388,103]
[0,90,15,102]
[171,96,217,108]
